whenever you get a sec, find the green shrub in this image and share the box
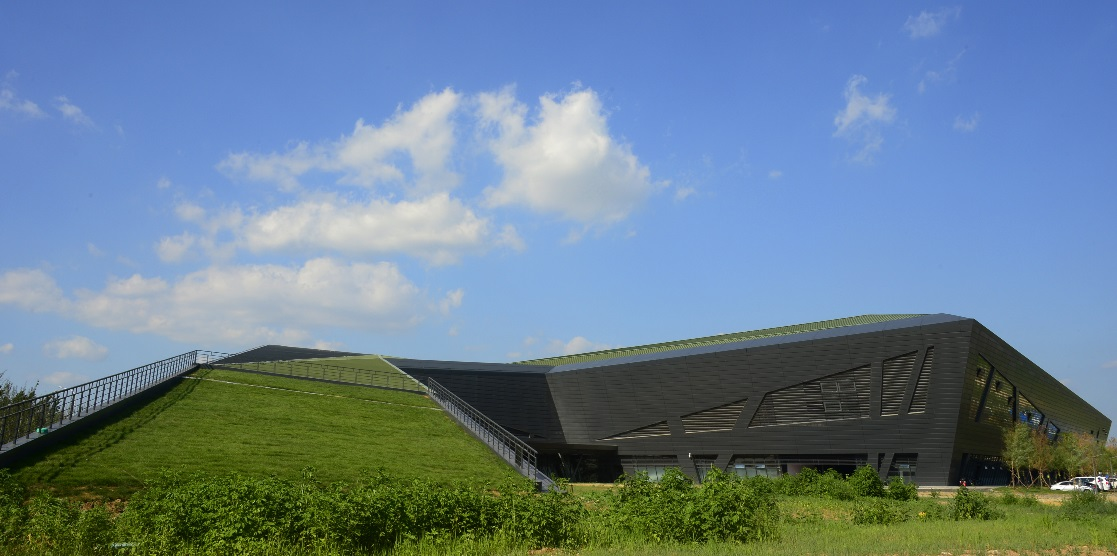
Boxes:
[914,498,949,521]
[1058,490,1117,522]
[886,476,919,501]
[851,498,909,525]
[607,468,779,544]
[848,466,884,498]
[115,468,585,553]
[997,490,1039,507]
[22,491,113,554]
[949,485,1000,521]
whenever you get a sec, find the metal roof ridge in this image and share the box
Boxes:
[536,313,963,371]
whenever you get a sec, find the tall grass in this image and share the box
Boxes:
[0,468,1114,555]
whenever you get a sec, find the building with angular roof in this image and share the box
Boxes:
[388,314,1111,485]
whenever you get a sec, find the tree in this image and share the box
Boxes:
[1029,428,1055,486]
[1073,433,1106,477]
[1001,423,1034,487]
[0,371,38,442]
[1106,437,1117,476]
[0,371,36,408]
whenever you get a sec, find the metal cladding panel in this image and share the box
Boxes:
[395,366,566,443]
[950,324,1112,477]
[547,318,974,484]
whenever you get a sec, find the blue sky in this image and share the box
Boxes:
[1,3,1115,426]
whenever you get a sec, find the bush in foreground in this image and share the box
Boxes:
[949,485,1001,521]
[607,468,780,544]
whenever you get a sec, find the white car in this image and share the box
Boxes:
[1074,476,1110,492]
[1051,480,1092,492]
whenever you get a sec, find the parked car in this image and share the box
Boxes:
[1051,480,1092,492]
[1071,477,1100,492]
[1080,476,1110,491]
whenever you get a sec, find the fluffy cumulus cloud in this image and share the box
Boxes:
[42,336,108,361]
[218,88,461,194]
[175,85,653,267]
[903,7,961,39]
[0,261,450,345]
[478,87,656,226]
[0,343,12,354]
[236,193,520,266]
[833,75,897,163]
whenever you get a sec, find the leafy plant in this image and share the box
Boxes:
[949,485,1001,521]
[851,498,908,525]
[886,476,919,501]
[848,465,884,498]
[1059,490,1117,522]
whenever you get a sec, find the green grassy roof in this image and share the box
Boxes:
[516,314,925,367]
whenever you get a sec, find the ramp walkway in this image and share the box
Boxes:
[0,350,213,459]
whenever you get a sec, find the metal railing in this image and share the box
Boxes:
[0,350,205,449]
[425,378,554,490]
[200,352,425,393]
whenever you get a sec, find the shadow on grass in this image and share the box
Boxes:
[10,374,202,491]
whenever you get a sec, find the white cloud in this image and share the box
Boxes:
[0,259,453,345]
[0,268,71,313]
[218,88,461,194]
[674,187,696,202]
[550,335,612,356]
[833,75,897,163]
[236,193,510,265]
[438,288,464,316]
[903,7,961,39]
[156,233,197,263]
[42,371,89,389]
[312,340,343,351]
[55,96,94,127]
[0,343,12,354]
[479,87,656,225]
[0,73,45,118]
[953,112,980,132]
[768,170,783,179]
[156,177,172,190]
[87,243,105,257]
[1103,360,1117,369]
[42,336,108,361]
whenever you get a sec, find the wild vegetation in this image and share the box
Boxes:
[0,463,1113,555]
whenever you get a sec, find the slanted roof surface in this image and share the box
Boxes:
[517,314,929,367]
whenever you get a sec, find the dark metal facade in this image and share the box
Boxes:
[392,315,1111,486]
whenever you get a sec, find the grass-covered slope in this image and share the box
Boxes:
[10,367,518,498]
[218,354,424,391]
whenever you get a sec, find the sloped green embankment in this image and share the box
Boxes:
[9,367,517,499]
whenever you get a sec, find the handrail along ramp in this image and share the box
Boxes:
[425,378,554,491]
[0,350,209,453]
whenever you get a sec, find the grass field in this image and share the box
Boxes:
[9,367,518,498]
[571,494,1117,556]
[218,355,424,391]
